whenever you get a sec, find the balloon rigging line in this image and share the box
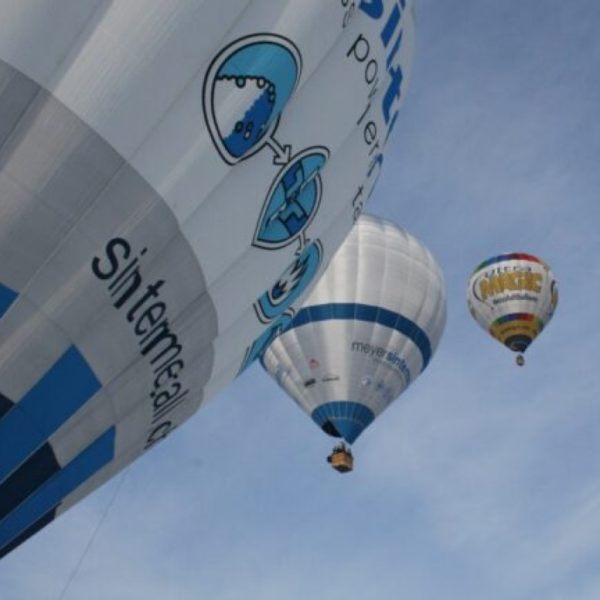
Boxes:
[56,469,129,600]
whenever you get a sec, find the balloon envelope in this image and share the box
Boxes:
[467,252,558,357]
[0,1,415,557]
[261,215,447,445]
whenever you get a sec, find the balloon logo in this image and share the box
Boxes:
[203,34,302,164]
[238,311,294,374]
[253,148,328,251]
[205,35,330,254]
[254,240,322,324]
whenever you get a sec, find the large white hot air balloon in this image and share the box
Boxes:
[261,215,447,471]
[0,1,415,556]
[467,253,558,366]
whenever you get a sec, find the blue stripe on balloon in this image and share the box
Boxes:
[0,346,101,483]
[0,441,60,522]
[312,401,375,444]
[0,427,115,554]
[0,393,13,420]
[289,302,432,370]
[0,507,56,560]
[0,283,17,319]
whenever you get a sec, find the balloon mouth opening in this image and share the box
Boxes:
[321,420,341,438]
[506,335,531,353]
[311,402,375,445]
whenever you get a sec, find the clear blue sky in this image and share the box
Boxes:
[2,1,600,598]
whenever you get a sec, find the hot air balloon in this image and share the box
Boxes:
[467,253,558,366]
[261,215,447,472]
[0,1,415,557]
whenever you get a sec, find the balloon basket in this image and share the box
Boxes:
[516,354,525,367]
[327,443,353,473]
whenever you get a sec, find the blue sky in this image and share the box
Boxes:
[2,1,600,598]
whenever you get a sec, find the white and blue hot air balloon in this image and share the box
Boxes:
[0,0,415,556]
[261,215,447,472]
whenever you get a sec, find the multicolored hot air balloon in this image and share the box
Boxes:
[467,253,558,366]
[0,1,415,556]
[261,215,447,472]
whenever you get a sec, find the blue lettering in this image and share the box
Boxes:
[359,0,384,19]
[386,30,403,70]
[382,65,403,124]
[381,4,401,46]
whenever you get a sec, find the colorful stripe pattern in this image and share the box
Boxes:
[489,312,545,352]
[473,252,544,274]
